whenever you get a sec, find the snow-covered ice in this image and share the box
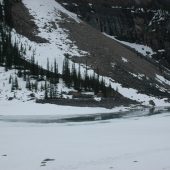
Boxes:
[0,111,170,170]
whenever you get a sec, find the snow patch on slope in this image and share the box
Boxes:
[104,33,155,58]
[156,74,170,86]
[121,57,128,63]
[104,77,169,106]
[129,72,145,80]
[23,0,80,24]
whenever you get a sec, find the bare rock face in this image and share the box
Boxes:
[11,1,48,43]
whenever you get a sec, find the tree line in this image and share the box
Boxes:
[61,57,115,98]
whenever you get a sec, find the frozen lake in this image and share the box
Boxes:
[0,107,169,124]
[0,108,170,170]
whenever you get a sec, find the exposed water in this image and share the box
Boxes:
[0,107,170,124]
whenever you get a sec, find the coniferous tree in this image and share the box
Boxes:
[47,58,49,71]
[71,62,77,90]
[34,81,38,92]
[11,79,15,92]
[26,76,31,90]
[46,58,50,78]
[39,66,44,80]
[0,2,3,22]
[31,54,35,74]
[40,83,44,92]
[84,62,88,91]
[0,44,2,65]
[53,84,58,99]
[77,63,81,91]
[54,59,58,74]
[49,83,54,99]
[23,69,26,81]
[15,76,18,90]
[44,80,48,99]
[54,59,59,84]
[62,58,71,87]
[9,74,12,84]
[17,70,22,78]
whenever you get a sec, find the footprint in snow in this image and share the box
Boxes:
[2,154,7,157]
[40,158,55,167]
[133,160,138,163]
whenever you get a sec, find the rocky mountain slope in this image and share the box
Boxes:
[1,0,170,107]
[58,0,170,68]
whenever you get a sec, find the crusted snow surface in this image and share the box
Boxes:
[0,112,170,170]
[11,0,88,73]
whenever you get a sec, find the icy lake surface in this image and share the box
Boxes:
[0,108,170,170]
[0,107,169,123]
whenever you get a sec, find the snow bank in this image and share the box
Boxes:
[0,100,129,116]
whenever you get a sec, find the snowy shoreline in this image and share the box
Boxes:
[1,99,170,117]
[0,100,133,116]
